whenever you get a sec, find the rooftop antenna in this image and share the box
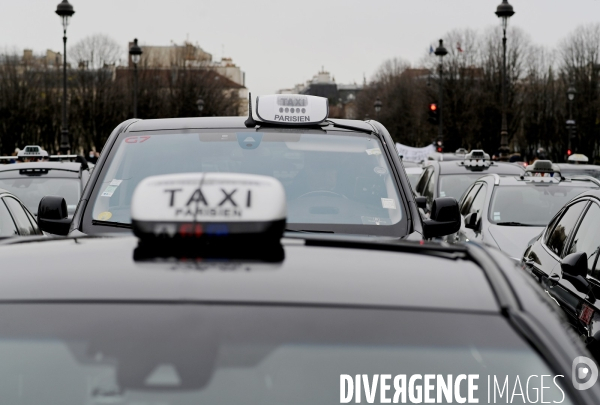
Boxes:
[244,92,257,128]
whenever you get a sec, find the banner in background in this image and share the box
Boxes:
[395,143,436,162]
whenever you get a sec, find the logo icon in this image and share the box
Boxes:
[572,356,598,390]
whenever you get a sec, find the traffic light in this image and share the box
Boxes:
[567,149,572,156]
[428,103,439,125]
[436,140,444,153]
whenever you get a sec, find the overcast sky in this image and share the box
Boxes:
[3,0,600,96]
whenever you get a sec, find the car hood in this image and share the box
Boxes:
[487,225,544,260]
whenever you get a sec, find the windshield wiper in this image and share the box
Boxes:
[496,221,537,227]
[92,220,132,229]
[285,229,334,234]
[324,120,374,135]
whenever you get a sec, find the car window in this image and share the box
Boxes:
[91,130,404,232]
[3,197,35,236]
[404,167,423,190]
[0,199,17,237]
[489,184,594,226]
[0,177,81,215]
[460,184,481,216]
[438,174,486,200]
[424,173,435,206]
[561,168,600,180]
[415,166,432,195]
[567,203,600,278]
[469,184,488,221]
[24,208,41,235]
[545,201,587,257]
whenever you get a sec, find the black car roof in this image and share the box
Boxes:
[0,235,499,313]
[435,161,525,175]
[494,174,600,187]
[0,162,82,175]
[125,117,375,133]
[556,163,600,170]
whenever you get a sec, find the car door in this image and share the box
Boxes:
[535,200,589,325]
[0,198,18,238]
[560,201,600,342]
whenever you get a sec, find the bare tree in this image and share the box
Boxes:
[69,34,122,69]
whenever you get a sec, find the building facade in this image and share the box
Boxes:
[278,69,362,119]
[126,41,248,116]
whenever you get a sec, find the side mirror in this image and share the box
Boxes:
[415,196,427,210]
[464,212,478,230]
[561,252,591,294]
[37,195,71,236]
[561,252,588,279]
[423,197,461,239]
[75,155,89,171]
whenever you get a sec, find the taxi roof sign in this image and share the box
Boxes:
[567,153,589,163]
[460,149,492,170]
[131,172,286,242]
[525,160,561,177]
[17,145,48,159]
[256,94,328,126]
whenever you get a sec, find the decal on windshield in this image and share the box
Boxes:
[101,179,123,197]
[381,198,396,210]
[97,211,113,221]
[125,135,151,144]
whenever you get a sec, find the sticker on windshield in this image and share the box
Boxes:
[101,179,123,197]
[361,216,392,225]
[97,211,113,221]
[494,212,501,221]
[374,166,387,175]
[365,148,381,156]
[381,198,396,210]
[440,191,446,197]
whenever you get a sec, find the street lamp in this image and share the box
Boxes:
[129,38,143,118]
[196,97,205,115]
[374,97,382,118]
[55,0,75,154]
[434,39,448,144]
[496,0,515,157]
[567,84,577,153]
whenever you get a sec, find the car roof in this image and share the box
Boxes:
[0,162,82,174]
[125,117,375,133]
[493,174,600,187]
[435,161,524,175]
[556,163,600,170]
[0,235,499,313]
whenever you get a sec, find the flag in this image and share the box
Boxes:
[429,45,434,55]
[456,42,463,53]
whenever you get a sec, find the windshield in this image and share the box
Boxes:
[91,130,404,233]
[490,184,595,226]
[0,304,572,404]
[0,177,80,215]
[561,168,600,180]
[438,174,487,200]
